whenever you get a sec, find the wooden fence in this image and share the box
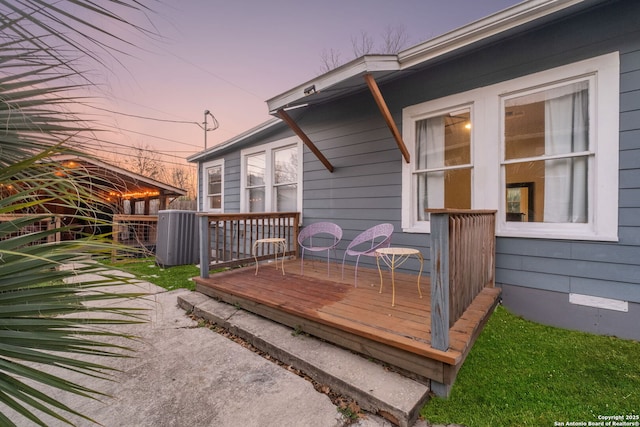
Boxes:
[197,212,300,278]
[429,209,496,351]
[168,199,197,211]
[0,213,160,258]
[0,214,61,244]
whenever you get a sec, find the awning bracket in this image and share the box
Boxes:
[364,73,411,163]
[277,109,334,173]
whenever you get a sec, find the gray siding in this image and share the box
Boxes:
[294,99,425,270]
[486,1,640,311]
[484,1,640,327]
[197,0,640,337]
[297,0,640,290]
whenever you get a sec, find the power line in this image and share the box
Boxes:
[76,139,199,165]
[91,148,198,169]
[82,103,202,126]
[96,123,204,149]
[169,51,265,102]
[79,102,226,149]
[91,148,198,167]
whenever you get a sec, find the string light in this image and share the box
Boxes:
[108,190,160,199]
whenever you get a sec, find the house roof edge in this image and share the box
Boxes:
[187,117,282,162]
[266,55,399,113]
[266,0,593,112]
[398,0,588,68]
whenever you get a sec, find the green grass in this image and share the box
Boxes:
[422,305,640,427]
[103,257,200,291]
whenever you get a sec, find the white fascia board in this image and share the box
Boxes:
[187,117,282,163]
[266,55,399,113]
[399,0,587,69]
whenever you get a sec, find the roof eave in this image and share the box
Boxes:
[266,55,400,113]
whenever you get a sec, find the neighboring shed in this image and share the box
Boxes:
[1,154,186,247]
[51,155,186,215]
[189,0,640,341]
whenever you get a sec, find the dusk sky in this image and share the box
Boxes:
[94,0,523,168]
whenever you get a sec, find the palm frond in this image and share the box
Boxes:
[0,1,160,424]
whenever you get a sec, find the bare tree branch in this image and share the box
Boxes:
[125,142,162,180]
[381,24,410,54]
[351,30,374,57]
[319,48,343,73]
[320,25,412,72]
[170,165,196,198]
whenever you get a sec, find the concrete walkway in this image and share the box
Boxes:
[178,291,432,427]
[0,267,447,426]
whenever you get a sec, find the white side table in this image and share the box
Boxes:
[375,247,424,307]
[252,238,287,276]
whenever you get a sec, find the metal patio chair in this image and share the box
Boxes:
[341,223,394,286]
[297,222,343,276]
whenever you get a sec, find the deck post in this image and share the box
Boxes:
[430,212,450,351]
[198,214,210,279]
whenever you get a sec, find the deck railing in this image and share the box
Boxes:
[429,209,496,351]
[197,212,300,278]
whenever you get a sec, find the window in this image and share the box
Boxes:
[502,80,590,224]
[273,145,298,211]
[202,159,223,212]
[241,137,302,213]
[403,100,475,233]
[246,152,265,212]
[414,108,472,221]
[402,52,619,240]
[207,165,223,210]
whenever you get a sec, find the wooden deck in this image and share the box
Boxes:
[193,258,501,389]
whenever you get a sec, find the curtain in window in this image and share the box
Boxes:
[416,117,444,221]
[544,87,588,223]
[207,166,222,209]
[274,147,297,212]
[247,153,265,212]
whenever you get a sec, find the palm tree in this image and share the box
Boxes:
[0,1,158,425]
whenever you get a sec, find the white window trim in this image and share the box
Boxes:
[201,158,224,212]
[402,52,619,241]
[402,99,477,233]
[240,136,303,213]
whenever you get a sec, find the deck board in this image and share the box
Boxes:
[194,258,500,385]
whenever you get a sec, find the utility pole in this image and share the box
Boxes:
[203,109,219,150]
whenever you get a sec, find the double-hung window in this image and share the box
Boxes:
[402,52,619,240]
[273,145,298,211]
[502,80,591,225]
[241,136,302,213]
[403,101,474,233]
[246,152,266,212]
[414,108,473,220]
[202,159,223,212]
